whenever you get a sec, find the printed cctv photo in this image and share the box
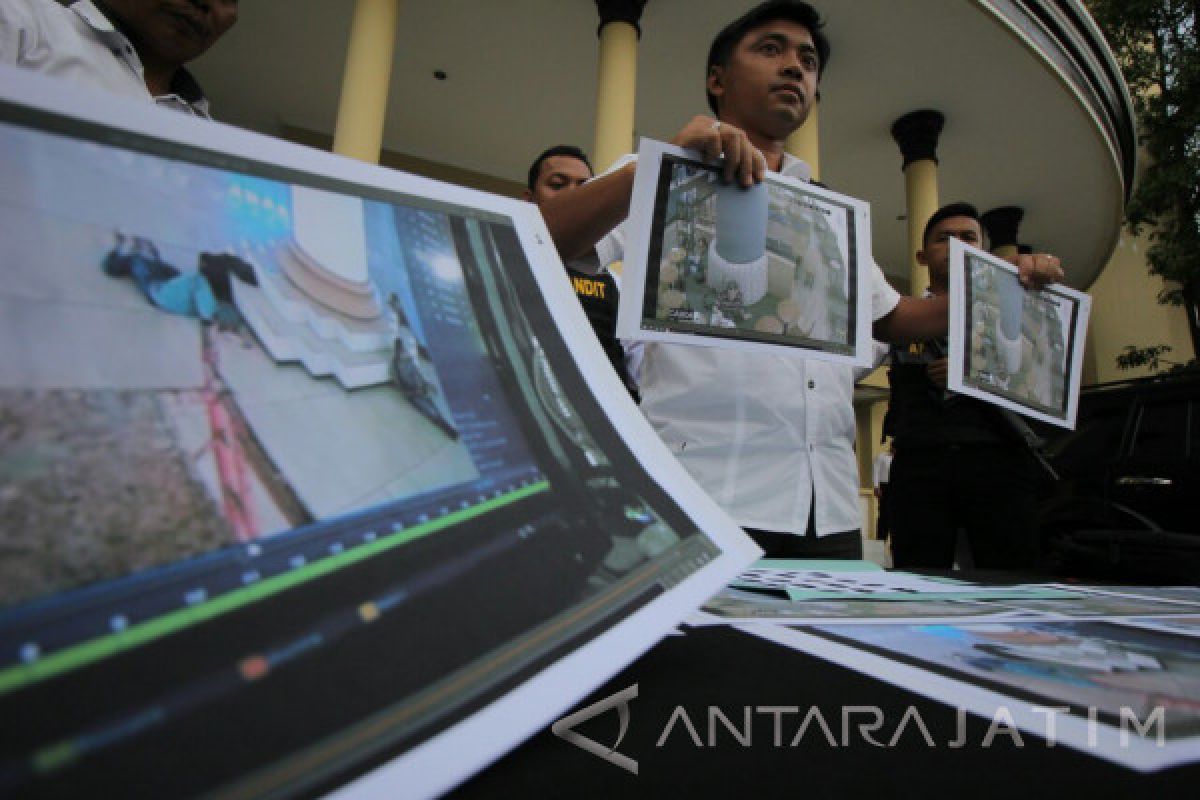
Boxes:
[652,156,851,346]
[0,123,474,610]
[620,140,873,365]
[948,238,1090,429]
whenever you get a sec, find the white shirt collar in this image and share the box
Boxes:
[779,151,813,183]
[70,1,121,38]
[70,0,210,115]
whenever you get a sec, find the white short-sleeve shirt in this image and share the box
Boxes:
[0,0,211,117]
[593,152,902,535]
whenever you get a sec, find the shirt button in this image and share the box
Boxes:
[807,380,815,389]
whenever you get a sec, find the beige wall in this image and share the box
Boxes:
[1084,229,1194,383]
[281,124,525,199]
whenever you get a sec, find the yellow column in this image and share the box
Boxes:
[903,160,939,295]
[785,102,820,182]
[854,399,889,540]
[332,0,400,164]
[891,110,945,296]
[592,20,640,172]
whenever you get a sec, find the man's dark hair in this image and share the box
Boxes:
[922,202,981,247]
[526,145,593,191]
[705,1,831,114]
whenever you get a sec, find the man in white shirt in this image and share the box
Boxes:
[542,1,1064,558]
[0,0,239,118]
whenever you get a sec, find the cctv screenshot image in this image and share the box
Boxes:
[0,75,755,799]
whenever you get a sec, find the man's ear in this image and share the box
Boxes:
[706,65,725,104]
[916,248,929,266]
[521,188,534,202]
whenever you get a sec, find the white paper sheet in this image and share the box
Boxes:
[1047,585,1200,607]
[697,587,1039,626]
[743,620,1200,771]
[732,566,974,595]
[976,585,1200,620]
[730,566,1076,601]
[0,67,762,800]
[947,239,1091,429]
[1111,617,1200,638]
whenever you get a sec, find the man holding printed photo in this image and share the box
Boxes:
[886,203,1043,569]
[542,1,1063,558]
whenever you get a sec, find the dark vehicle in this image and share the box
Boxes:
[1036,370,1200,581]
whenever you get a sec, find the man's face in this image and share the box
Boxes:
[919,215,984,284]
[707,19,819,138]
[101,0,239,67]
[523,156,592,206]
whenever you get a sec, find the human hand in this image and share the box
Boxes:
[1013,252,1063,289]
[670,115,766,187]
[926,357,948,389]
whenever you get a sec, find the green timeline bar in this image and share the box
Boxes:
[32,741,77,773]
[0,481,549,696]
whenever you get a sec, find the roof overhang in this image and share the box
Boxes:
[194,0,1136,289]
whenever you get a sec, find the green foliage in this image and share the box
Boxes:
[1116,344,1174,371]
[1088,0,1200,359]
[1116,344,1199,373]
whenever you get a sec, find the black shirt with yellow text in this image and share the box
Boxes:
[566,267,639,402]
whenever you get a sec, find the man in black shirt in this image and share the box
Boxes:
[887,203,1039,569]
[524,145,640,401]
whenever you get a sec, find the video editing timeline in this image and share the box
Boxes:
[0,100,722,798]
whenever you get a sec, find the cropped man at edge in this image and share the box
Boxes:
[539,1,1063,559]
[523,145,641,402]
[0,0,240,118]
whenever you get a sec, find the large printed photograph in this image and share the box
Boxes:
[805,620,1200,740]
[616,139,873,365]
[0,74,758,800]
[0,144,484,608]
[748,618,1200,771]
